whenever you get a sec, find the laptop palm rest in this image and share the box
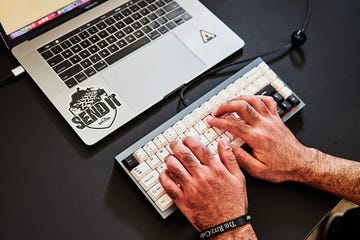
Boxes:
[101,33,206,113]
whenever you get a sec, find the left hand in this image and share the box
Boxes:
[159,136,248,232]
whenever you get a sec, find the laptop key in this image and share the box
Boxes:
[158,26,168,34]
[125,35,136,43]
[79,49,91,59]
[117,39,128,48]
[96,22,107,30]
[142,25,152,34]
[80,59,92,68]
[105,17,115,25]
[174,17,184,25]
[106,26,117,34]
[166,7,185,20]
[97,40,109,49]
[41,50,54,59]
[122,8,132,16]
[78,31,90,39]
[105,36,151,65]
[106,35,117,44]
[108,44,119,53]
[181,13,192,21]
[71,45,82,53]
[140,8,150,16]
[51,45,62,55]
[70,55,82,64]
[155,9,165,17]
[94,60,108,72]
[88,45,100,54]
[59,64,83,81]
[70,36,81,44]
[53,60,71,73]
[89,35,100,43]
[164,2,179,12]
[84,67,97,77]
[134,30,145,38]
[138,1,148,8]
[113,12,123,21]
[60,40,72,49]
[148,30,161,40]
[89,54,101,63]
[48,55,64,66]
[99,49,111,58]
[166,21,177,30]
[65,78,78,88]
[74,72,87,82]
[80,39,91,48]
[88,26,99,34]
[98,30,109,38]
[61,49,73,59]
[155,0,165,7]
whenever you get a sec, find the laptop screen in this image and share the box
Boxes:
[0,0,107,48]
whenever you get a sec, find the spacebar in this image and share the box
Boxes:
[105,36,151,65]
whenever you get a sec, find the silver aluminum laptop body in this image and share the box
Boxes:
[4,0,245,145]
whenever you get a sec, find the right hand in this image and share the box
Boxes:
[208,95,310,183]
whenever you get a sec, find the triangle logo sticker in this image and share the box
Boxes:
[200,30,216,43]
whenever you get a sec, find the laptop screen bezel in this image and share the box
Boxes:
[0,0,108,49]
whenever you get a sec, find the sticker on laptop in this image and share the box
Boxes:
[200,30,216,43]
[69,86,121,130]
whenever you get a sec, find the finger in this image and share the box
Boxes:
[207,117,251,142]
[217,140,244,180]
[159,170,184,201]
[213,99,260,124]
[182,136,216,166]
[231,95,271,116]
[164,154,192,186]
[231,145,264,175]
[261,96,279,116]
[169,140,202,175]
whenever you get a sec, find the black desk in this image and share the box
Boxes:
[1,1,359,239]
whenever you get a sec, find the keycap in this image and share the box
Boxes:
[131,162,151,181]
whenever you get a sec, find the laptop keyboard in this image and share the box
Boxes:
[37,0,191,88]
[114,58,305,219]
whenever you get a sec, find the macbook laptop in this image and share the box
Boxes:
[0,0,245,145]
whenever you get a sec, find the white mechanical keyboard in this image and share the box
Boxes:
[115,58,305,219]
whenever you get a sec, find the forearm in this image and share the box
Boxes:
[293,147,360,205]
[211,224,257,240]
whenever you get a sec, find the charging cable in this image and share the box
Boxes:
[0,65,25,86]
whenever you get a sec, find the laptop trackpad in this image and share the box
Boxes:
[101,34,206,112]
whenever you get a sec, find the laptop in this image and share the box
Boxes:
[0,0,245,145]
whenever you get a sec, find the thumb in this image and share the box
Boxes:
[231,145,264,175]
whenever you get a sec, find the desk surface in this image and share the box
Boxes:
[1,0,359,239]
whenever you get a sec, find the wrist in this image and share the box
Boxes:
[290,146,321,183]
[198,214,254,240]
[211,224,256,240]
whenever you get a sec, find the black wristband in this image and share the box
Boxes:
[199,214,251,239]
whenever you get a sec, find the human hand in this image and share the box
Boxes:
[208,95,309,183]
[159,136,251,232]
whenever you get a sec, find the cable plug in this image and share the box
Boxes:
[0,65,25,86]
[291,30,307,46]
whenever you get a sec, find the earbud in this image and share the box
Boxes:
[291,30,307,46]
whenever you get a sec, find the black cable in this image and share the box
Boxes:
[302,0,312,32]
[179,0,312,107]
